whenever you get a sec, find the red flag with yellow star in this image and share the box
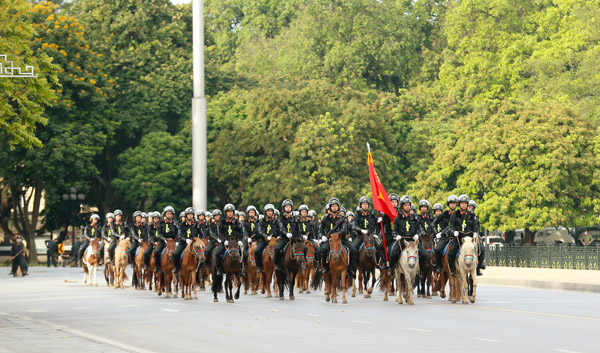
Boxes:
[367,145,397,220]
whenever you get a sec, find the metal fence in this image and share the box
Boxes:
[485,245,600,270]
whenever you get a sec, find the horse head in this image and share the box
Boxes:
[421,233,435,257]
[267,237,277,260]
[291,237,306,264]
[192,237,206,263]
[304,240,316,266]
[403,240,419,269]
[118,238,130,251]
[165,238,176,255]
[461,236,475,268]
[248,241,258,267]
[329,233,342,262]
[226,240,241,262]
[362,233,376,256]
[90,238,100,256]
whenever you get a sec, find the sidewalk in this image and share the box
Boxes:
[478,266,600,293]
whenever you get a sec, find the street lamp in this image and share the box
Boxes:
[192,0,207,211]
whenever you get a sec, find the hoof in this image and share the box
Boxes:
[213,298,218,302]
[165,294,170,298]
[299,290,304,294]
[173,295,178,298]
[343,299,347,304]
[364,294,371,299]
[440,293,446,299]
[266,294,272,298]
[227,299,234,303]
[251,291,257,295]
[383,297,388,302]
[408,301,414,306]
[426,295,432,299]
[470,296,476,303]
[351,293,356,298]
[234,293,239,300]
[158,292,162,296]
[289,296,295,301]
[367,288,373,294]
[332,299,338,304]
[325,297,330,302]
[279,297,284,301]
[306,290,311,294]
[359,290,363,294]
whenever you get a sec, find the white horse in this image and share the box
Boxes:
[456,236,478,304]
[395,240,420,305]
[82,238,101,286]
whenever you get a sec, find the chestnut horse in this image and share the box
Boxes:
[82,238,101,286]
[275,237,306,300]
[158,238,176,298]
[179,238,206,300]
[353,233,377,299]
[113,238,130,289]
[324,233,349,304]
[260,237,277,298]
[212,241,242,303]
[195,238,211,291]
[246,241,260,295]
[297,240,316,294]
[133,240,149,290]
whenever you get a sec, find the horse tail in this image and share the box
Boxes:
[212,273,223,293]
[310,268,323,290]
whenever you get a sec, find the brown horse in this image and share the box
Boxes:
[133,240,149,290]
[212,241,242,303]
[260,237,277,298]
[246,241,260,295]
[103,238,115,287]
[82,238,101,286]
[324,233,349,304]
[276,237,306,300]
[195,238,211,291]
[353,234,377,299]
[297,240,316,294]
[114,238,130,289]
[179,238,206,300]
[418,234,435,299]
[158,238,177,298]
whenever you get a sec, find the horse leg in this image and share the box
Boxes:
[352,271,357,298]
[83,264,88,284]
[289,272,296,300]
[341,270,348,304]
[277,271,285,300]
[461,273,469,304]
[470,271,477,303]
[331,271,338,304]
[395,270,402,304]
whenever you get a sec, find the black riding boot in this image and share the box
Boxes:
[434,252,443,273]
[273,250,283,272]
[348,253,357,278]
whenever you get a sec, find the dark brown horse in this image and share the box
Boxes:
[179,238,206,300]
[158,238,176,298]
[417,234,435,299]
[353,233,377,298]
[211,241,242,303]
[275,237,306,300]
[297,240,316,294]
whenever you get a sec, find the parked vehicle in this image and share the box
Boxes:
[534,227,575,246]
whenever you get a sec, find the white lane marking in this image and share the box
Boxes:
[72,307,91,311]
[1,295,108,303]
[351,320,373,324]
[26,309,48,313]
[3,313,153,353]
[306,314,324,317]
[407,328,431,332]
[161,308,180,312]
[554,349,582,353]
[472,338,501,343]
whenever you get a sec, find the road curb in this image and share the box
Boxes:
[478,278,600,294]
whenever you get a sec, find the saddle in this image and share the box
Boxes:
[442,243,460,259]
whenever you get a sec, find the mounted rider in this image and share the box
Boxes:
[433,195,458,274]
[274,199,304,272]
[447,194,480,276]
[173,207,198,275]
[214,204,244,276]
[128,210,148,265]
[153,206,179,274]
[318,198,358,278]
[389,195,425,276]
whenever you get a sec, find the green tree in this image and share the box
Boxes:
[0,0,57,148]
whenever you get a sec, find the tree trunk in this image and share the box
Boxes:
[523,228,535,245]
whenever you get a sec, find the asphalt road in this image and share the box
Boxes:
[1,266,597,353]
